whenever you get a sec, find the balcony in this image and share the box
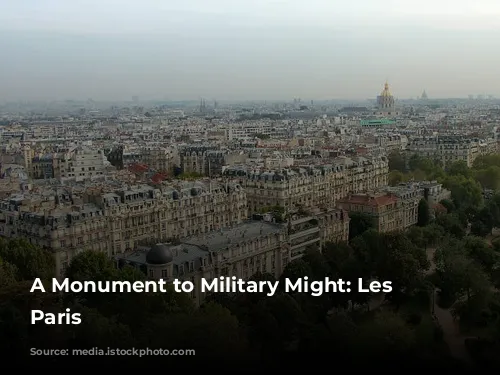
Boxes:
[290,237,320,250]
[289,227,320,240]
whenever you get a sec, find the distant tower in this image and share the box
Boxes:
[376,81,396,115]
[421,90,428,100]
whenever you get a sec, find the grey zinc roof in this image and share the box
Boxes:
[182,220,282,253]
[170,244,208,265]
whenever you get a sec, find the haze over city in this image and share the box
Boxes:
[1,0,500,101]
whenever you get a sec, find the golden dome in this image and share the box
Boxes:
[380,81,392,97]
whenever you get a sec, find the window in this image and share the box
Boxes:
[149,269,154,278]
[161,269,168,278]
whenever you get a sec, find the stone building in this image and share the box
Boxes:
[375,82,400,116]
[179,145,219,175]
[337,193,406,233]
[115,220,286,306]
[310,207,350,244]
[0,180,247,277]
[406,135,482,168]
[53,146,107,180]
[224,155,389,214]
[179,145,246,177]
[383,184,424,228]
[23,144,108,180]
[141,146,179,174]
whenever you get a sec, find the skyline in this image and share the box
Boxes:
[1,0,500,101]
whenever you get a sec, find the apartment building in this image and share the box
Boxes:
[115,204,349,306]
[337,192,408,233]
[287,215,321,260]
[383,184,424,228]
[179,145,246,176]
[23,144,108,180]
[406,135,483,167]
[419,181,451,206]
[0,180,247,277]
[418,181,452,218]
[224,155,389,214]
[141,146,179,174]
[115,220,287,306]
[310,207,350,244]
[226,122,289,140]
[53,146,107,180]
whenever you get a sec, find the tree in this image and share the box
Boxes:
[448,160,471,178]
[145,302,249,361]
[388,151,405,172]
[69,307,134,348]
[417,199,430,227]
[0,281,67,357]
[435,213,466,239]
[487,200,500,228]
[0,257,17,286]
[434,243,492,304]
[280,259,313,287]
[439,199,455,213]
[350,229,382,276]
[66,250,117,281]
[302,248,331,280]
[350,231,429,307]
[471,206,495,236]
[473,154,500,170]
[178,172,204,180]
[0,238,55,280]
[474,166,500,190]
[323,241,360,277]
[389,170,404,186]
[463,236,500,273]
[348,212,375,240]
[408,154,423,172]
[355,311,416,359]
[442,175,483,210]
[376,232,429,306]
[408,156,445,180]
[407,226,426,248]
[422,223,446,247]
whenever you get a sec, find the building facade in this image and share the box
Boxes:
[224,155,389,214]
[0,180,247,277]
[115,220,287,306]
[337,193,406,233]
[406,135,485,168]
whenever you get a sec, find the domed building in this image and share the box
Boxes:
[375,81,399,116]
[146,243,174,265]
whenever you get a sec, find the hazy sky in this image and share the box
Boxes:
[1,0,500,101]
